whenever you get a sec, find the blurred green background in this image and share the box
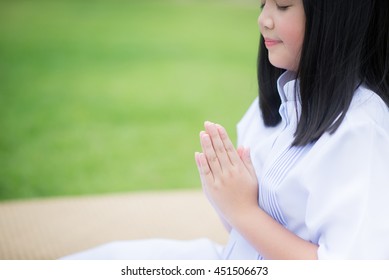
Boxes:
[0,0,259,201]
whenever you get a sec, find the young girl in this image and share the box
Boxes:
[63,0,389,260]
[195,0,389,259]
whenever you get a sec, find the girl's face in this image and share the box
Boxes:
[258,0,305,72]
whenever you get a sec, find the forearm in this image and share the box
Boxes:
[233,207,318,260]
[218,213,232,233]
[203,187,232,233]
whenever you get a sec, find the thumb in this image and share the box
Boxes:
[242,148,256,178]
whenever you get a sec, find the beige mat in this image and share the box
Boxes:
[0,190,228,260]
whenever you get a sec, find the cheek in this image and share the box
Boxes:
[285,31,304,59]
[280,17,305,55]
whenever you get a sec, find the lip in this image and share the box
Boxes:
[264,38,282,48]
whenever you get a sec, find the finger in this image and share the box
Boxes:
[216,124,241,165]
[237,146,244,159]
[195,152,207,188]
[194,152,203,179]
[242,148,257,178]
[196,152,212,200]
[200,131,222,177]
[204,121,231,169]
[197,152,215,185]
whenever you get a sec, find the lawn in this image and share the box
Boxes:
[0,0,259,200]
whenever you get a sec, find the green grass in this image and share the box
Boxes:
[0,0,260,201]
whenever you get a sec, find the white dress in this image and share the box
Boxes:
[62,71,389,260]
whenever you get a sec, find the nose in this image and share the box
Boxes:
[258,7,274,31]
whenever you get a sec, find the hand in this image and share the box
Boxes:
[195,121,259,228]
[195,122,319,259]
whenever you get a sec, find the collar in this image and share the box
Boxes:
[277,71,299,104]
[276,71,301,126]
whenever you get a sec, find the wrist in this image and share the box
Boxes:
[230,204,263,231]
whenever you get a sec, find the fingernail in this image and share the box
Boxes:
[202,133,210,140]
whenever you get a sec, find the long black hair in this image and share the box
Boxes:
[258,0,389,146]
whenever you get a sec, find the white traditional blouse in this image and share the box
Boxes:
[222,71,389,259]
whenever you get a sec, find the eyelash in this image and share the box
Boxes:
[260,2,291,11]
[277,5,291,11]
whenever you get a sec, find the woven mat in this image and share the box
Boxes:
[0,190,227,260]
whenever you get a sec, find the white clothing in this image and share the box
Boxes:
[61,239,223,260]
[224,71,389,259]
[62,71,389,260]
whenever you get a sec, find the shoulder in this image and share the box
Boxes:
[343,85,389,131]
[307,86,389,165]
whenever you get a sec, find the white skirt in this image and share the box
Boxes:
[60,238,223,260]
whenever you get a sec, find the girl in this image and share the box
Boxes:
[195,0,389,259]
[62,0,389,260]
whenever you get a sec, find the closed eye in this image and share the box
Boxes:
[276,4,291,11]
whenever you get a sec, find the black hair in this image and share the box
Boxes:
[258,0,389,146]
[362,0,389,100]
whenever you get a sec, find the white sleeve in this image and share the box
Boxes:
[303,121,389,259]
